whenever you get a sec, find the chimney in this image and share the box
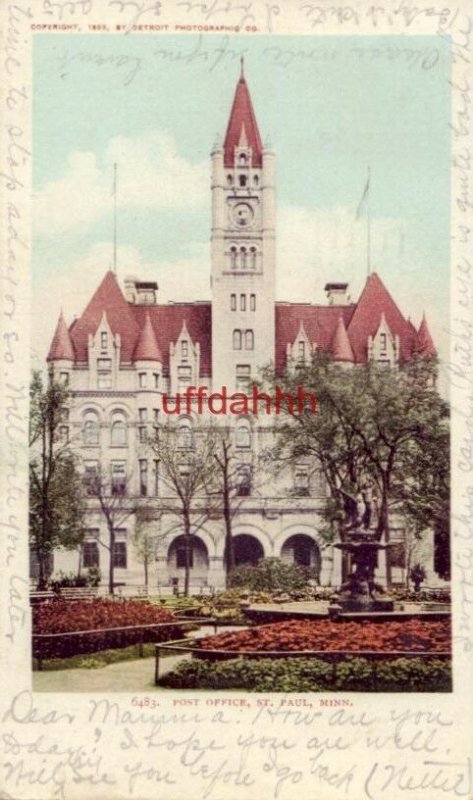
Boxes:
[124,276,158,305]
[324,282,349,306]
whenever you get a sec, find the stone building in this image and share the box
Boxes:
[44,66,438,592]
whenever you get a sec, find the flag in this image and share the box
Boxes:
[356,170,370,219]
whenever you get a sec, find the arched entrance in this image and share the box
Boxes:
[233,534,264,566]
[281,534,321,579]
[167,535,209,590]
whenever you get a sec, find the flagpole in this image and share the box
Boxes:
[113,162,118,274]
[367,166,371,277]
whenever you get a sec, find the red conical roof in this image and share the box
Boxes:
[223,68,263,168]
[331,316,354,362]
[417,314,436,358]
[70,271,139,362]
[347,272,416,363]
[47,312,75,362]
[133,312,162,362]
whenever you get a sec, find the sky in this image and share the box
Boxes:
[32,33,451,375]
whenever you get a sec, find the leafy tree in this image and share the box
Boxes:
[262,354,449,585]
[150,420,218,596]
[132,509,158,588]
[85,467,136,595]
[29,371,85,589]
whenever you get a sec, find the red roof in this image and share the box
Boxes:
[275,303,355,373]
[131,304,212,376]
[346,272,416,363]
[70,271,140,362]
[223,71,263,168]
[417,314,436,358]
[133,312,162,362]
[331,316,355,362]
[47,312,75,361]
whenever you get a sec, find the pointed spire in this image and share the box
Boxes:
[47,311,75,362]
[417,313,436,358]
[240,54,244,78]
[133,312,162,362]
[331,316,355,363]
[223,66,263,168]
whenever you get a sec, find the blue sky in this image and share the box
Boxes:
[33,33,451,372]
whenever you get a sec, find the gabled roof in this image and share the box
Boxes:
[70,271,140,362]
[331,316,355,362]
[47,311,75,361]
[275,303,356,373]
[130,304,212,376]
[223,71,263,168]
[417,313,436,358]
[133,312,163,362]
[346,272,416,363]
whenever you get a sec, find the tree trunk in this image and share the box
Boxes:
[108,525,115,595]
[183,514,191,597]
[223,476,234,588]
[144,551,149,588]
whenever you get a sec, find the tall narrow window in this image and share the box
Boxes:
[239,174,247,187]
[83,411,100,446]
[298,341,305,360]
[245,330,254,350]
[240,294,246,311]
[230,246,237,269]
[139,372,147,389]
[139,459,148,497]
[380,333,387,351]
[153,373,159,389]
[236,364,251,393]
[111,412,127,446]
[181,340,188,358]
[236,420,251,449]
[100,332,108,349]
[83,461,99,494]
[231,294,237,311]
[111,462,126,496]
[83,532,100,568]
[250,247,257,269]
[233,329,242,350]
[113,532,127,568]
[237,465,251,496]
[154,460,159,496]
[177,419,193,449]
[250,294,256,311]
[60,372,69,386]
[240,247,247,269]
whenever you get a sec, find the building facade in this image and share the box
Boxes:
[45,67,438,592]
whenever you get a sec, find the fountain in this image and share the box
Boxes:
[329,530,394,615]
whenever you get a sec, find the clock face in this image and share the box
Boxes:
[232,202,254,227]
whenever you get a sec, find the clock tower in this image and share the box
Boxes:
[211,61,276,394]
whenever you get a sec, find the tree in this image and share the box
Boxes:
[262,354,449,585]
[150,420,218,596]
[132,508,159,588]
[85,467,136,595]
[29,371,85,589]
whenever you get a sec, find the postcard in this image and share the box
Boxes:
[1,0,472,798]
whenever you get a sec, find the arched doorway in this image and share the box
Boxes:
[167,535,209,589]
[233,534,264,566]
[281,534,321,579]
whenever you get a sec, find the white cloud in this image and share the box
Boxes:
[32,241,210,368]
[34,132,208,235]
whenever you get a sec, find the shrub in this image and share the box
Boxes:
[228,558,316,594]
[158,656,451,692]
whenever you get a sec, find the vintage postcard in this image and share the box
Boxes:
[1,0,472,797]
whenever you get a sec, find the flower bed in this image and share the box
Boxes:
[33,600,184,659]
[158,656,452,692]
[198,618,451,654]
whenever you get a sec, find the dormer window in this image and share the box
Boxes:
[298,341,305,360]
[239,175,247,187]
[380,333,387,352]
[239,153,247,166]
[101,332,108,350]
[181,340,188,358]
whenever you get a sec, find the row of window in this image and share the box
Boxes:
[233,329,254,350]
[83,459,310,499]
[230,246,257,270]
[231,294,256,311]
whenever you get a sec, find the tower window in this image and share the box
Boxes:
[233,329,242,350]
[236,364,251,392]
[153,372,159,389]
[240,247,247,269]
[254,175,259,186]
[230,246,237,269]
[60,372,69,386]
[227,174,233,185]
[231,294,237,311]
[240,294,246,311]
[139,372,147,388]
[239,175,247,187]
[239,153,247,165]
[250,294,256,311]
[245,330,254,350]
[250,246,257,269]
